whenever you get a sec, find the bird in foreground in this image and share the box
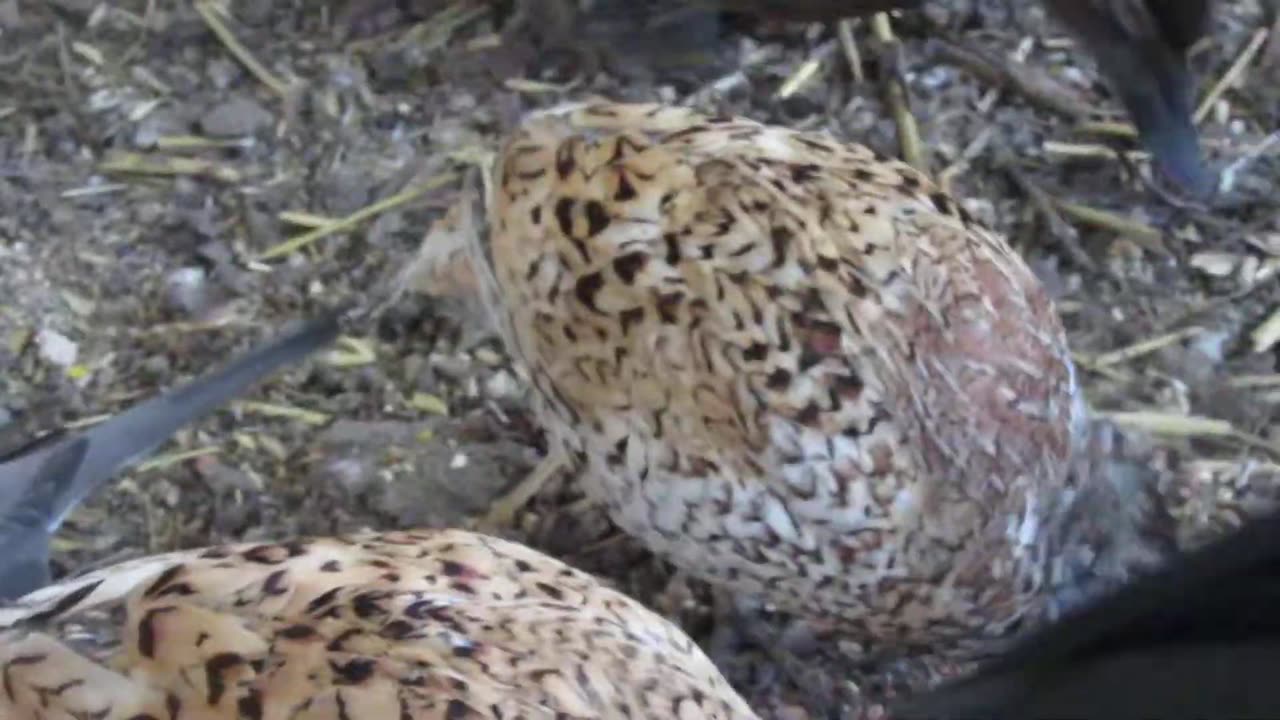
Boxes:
[467,100,1177,676]
[0,527,759,720]
[0,311,342,601]
[894,504,1280,719]
[339,0,1213,195]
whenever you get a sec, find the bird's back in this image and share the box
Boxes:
[0,528,757,720]
[484,102,1085,650]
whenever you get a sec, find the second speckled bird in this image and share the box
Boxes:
[474,101,1175,664]
[0,528,757,720]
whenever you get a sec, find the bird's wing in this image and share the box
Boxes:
[0,528,759,720]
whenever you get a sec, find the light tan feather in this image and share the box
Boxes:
[0,528,757,720]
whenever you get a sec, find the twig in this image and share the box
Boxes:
[136,446,221,473]
[1076,120,1137,141]
[55,22,80,105]
[776,53,826,100]
[870,13,926,173]
[1087,327,1203,368]
[1100,411,1280,458]
[1052,200,1165,251]
[932,37,1086,121]
[235,401,331,426]
[61,183,128,199]
[1227,374,1280,389]
[1002,165,1096,270]
[322,337,378,368]
[1042,140,1147,164]
[99,152,241,183]
[836,19,865,84]
[278,210,337,228]
[155,135,254,151]
[1194,27,1269,125]
[1219,130,1280,194]
[1100,411,1232,436]
[938,126,993,194]
[1071,353,1133,383]
[504,77,581,95]
[1251,305,1280,353]
[345,0,486,53]
[256,172,457,260]
[195,1,290,97]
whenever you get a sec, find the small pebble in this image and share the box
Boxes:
[165,266,210,317]
[132,108,186,149]
[483,369,520,400]
[200,95,273,137]
[36,329,78,368]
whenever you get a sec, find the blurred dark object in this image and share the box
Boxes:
[338,0,1213,196]
[893,506,1280,719]
[1046,0,1214,196]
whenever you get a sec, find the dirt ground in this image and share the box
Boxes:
[2,0,1279,717]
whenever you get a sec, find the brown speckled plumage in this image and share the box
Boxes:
[473,101,1174,663]
[0,528,758,720]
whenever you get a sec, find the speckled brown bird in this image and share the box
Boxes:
[0,528,759,720]
[469,100,1176,667]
